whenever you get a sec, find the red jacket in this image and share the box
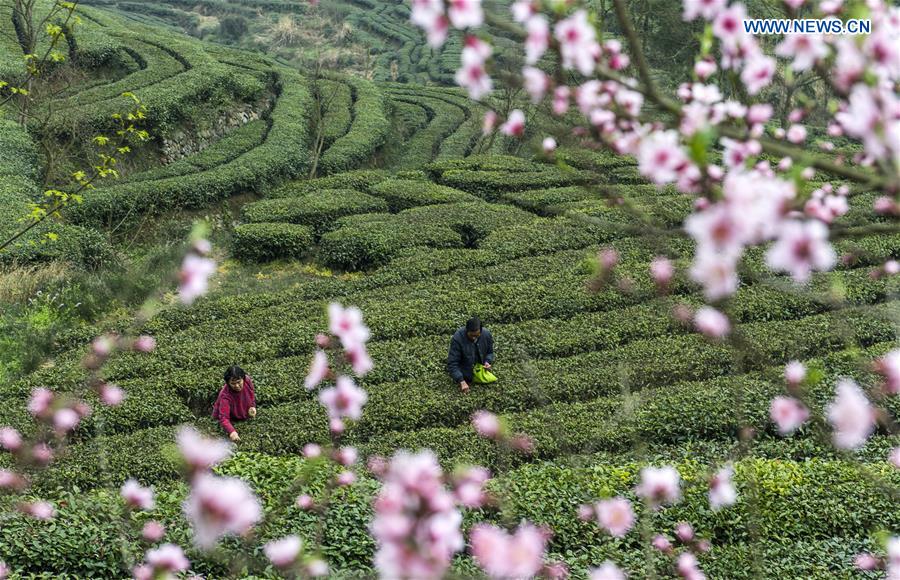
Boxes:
[211,375,256,434]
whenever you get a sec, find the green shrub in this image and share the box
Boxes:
[318,76,390,174]
[438,168,596,200]
[319,202,534,269]
[266,170,390,199]
[387,91,466,169]
[69,70,313,226]
[241,189,388,234]
[319,78,353,146]
[369,178,477,211]
[232,223,315,262]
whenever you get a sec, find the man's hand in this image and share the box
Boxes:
[248,407,257,418]
[483,362,492,370]
[459,381,469,393]
[229,431,240,442]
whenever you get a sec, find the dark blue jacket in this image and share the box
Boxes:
[446,327,494,383]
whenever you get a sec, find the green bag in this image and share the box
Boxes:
[473,363,498,384]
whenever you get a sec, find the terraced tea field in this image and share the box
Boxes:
[0,1,897,577]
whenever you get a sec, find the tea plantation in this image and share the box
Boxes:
[0,1,897,578]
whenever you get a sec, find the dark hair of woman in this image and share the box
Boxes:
[223,365,246,383]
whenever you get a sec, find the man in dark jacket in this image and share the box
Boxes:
[447,316,495,393]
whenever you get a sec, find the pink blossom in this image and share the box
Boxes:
[132,564,152,580]
[653,535,673,552]
[675,522,694,542]
[826,379,876,450]
[542,137,557,154]
[511,434,535,453]
[747,103,773,125]
[133,335,156,353]
[694,59,717,80]
[638,130,687,185]
[0,561,6,579]
[346,342,374,376]
[854,553,879,571]
[874,350,900,394]
[694,307,730,338]
[470,523,548,579]
[635,466,681,505]
[543,561,569,579]
[91,335,114,357]
[683,0,727,21]
[688,248,740,301]
[22,501,55,520]
[482,110,498,135]
[264,535,303,568]
[100,383,125,406]
[0,427,22,451]
[28,387,53,418]
[741,55,775,95]
[121,479,155,510]
[337,471,356,486]
[455,43,493,100]
[307,559,329,577]
[0,469,25,491]
[305,350,329,390]
[650,257,674,287]
[786,124,807,144]
[525,15,549,64]
[328,303,371,351]
[552,86,570,116]
[890,447,900,469]
[453,466,490,507]
[889,537,900,574]
[318,376,368,421]
[303,443,322,458]
[554,10,599,75]
[709,465,737,510]
[766,220,836,283]
[183,472,262,549]
[500,109,526,137]
[425,13,450,47]
[776,33,828,71]
[335,446,358,466]
[590,561,626,580]
[411,0,448,47]
[178,253,216,305]
[372,451,464,579]
[511,0,534,22]
[677,552,706,580]
[835,85,886,161]
[142,521,166,542]
[784,361,806,386]
[713,2,748,45]
[145,544,190,574]
[176,426,232,471]
[769,396,809,435]
[447,0,483,29]
[31,443,53,465]
[53,408,80,435]
[599,248,619,271]
[603,37,629,68]
[595,497,634,537]
[296,494,314,509]
[523,66,549,104]
[615,89,644,118]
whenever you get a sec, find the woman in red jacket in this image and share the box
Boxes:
[212,365,257,441]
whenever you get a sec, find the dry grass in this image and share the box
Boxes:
[0,262,70,303]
